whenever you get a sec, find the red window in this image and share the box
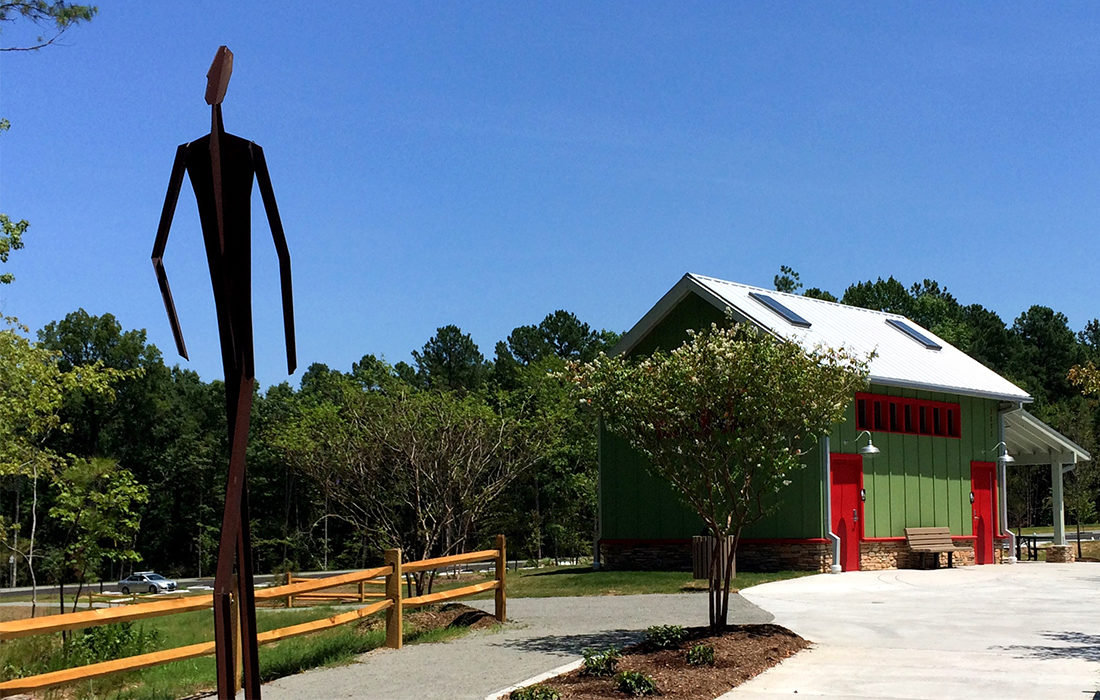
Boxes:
[855,393,961,438]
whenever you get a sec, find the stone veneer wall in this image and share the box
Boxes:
[599,541,693,571]
[859,539,978,570]
[1046,544,1076,563]
[599,540,831,573]
[738,540,832,573]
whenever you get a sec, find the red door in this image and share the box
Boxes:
[831,454,864,571]
[971,462,997,564]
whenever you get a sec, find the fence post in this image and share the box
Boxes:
[494,534,507,623]
[384,548,403,649]
[358,580,365,603]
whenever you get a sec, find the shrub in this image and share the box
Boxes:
[580,646,621,676]
[615,670,658,696]
[69,622,160,665]
[645,624,686,649]
[686,643,716,666]
[510,683,561,700]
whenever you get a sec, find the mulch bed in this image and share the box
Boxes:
[514,624,808,699]
[357,602,499,633]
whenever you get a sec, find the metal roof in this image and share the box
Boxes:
[1003,408,1090,466]
[615,273,1033,403]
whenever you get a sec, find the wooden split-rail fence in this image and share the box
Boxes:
[0,535,507,697]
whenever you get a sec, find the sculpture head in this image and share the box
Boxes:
[205,45,234,106]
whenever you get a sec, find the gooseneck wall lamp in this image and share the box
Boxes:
[990,441,1015,464]
[852,430,880,458]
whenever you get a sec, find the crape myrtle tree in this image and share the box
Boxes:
[274,357,547,595]
[572,322,869,628]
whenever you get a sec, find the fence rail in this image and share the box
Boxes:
[0,535,506,697]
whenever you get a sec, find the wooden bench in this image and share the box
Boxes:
[904,527,972,569]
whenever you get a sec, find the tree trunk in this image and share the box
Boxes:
[1077,520,1083,559]
[706,530,739,630]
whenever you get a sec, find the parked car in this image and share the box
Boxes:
[118,571,178,594]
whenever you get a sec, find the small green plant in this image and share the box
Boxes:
[510,683,562,700]
[615,670,658,696]
[580,646,621,676]
[686,643,715,666]
[645,624,686,649]
[69,622,161,665]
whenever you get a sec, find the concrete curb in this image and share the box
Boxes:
[484,658,584,700]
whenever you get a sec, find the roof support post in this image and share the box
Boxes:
[1052,460,1066,546]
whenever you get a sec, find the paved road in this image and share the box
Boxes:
[252,593,772,699]
[725,562,1100,699]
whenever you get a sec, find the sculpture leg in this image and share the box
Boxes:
[213,372,255,698]
[237,485,261,697]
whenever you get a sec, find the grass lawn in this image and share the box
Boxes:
[451,564,813,598]
[1017,523,1100,535]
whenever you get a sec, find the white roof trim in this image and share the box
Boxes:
[1004,408,1091,466]
[614,273,1033,404]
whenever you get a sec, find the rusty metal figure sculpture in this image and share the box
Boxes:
[152,46,295,699]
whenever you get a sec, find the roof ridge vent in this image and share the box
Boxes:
[747,291,812,328]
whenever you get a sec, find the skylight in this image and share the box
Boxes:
[747,292,812,328]
[886,318,942,350]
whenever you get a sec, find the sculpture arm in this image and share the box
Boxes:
[151,143,190,360]
[251,142,297,374]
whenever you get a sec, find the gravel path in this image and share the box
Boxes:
[255,592,773,699]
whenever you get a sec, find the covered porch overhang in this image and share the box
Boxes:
[1003,407,1092,547]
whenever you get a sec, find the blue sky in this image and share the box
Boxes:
[2,3,1099,387]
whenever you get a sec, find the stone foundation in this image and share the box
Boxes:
[860,540,918,570]
[738,540,832,573]
[598,539,831,573]
[599,540,693,571]
[1046,544,1076,563]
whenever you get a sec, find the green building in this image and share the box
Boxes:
[598,274,1090,572]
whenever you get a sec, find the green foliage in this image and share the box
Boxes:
[510,683,562,700]
[773,265,801,294]
[686,643,716,666]
[0,316,126,474]
[645,624,686,649]
[69,622,160,665]
[615,670,658,696]
[0,1,97,51]
[0,214,27,284]
[49,457,147,600]
[580,646,621,677]
[412,324,489,392]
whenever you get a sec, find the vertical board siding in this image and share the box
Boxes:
[831,386,999,538]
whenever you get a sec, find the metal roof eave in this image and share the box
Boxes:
[868,376,1033,404]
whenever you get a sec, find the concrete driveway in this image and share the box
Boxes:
[726,562,1100,699]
